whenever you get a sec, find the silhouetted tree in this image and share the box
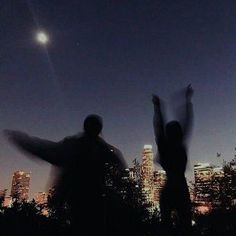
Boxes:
[0,189,7,209]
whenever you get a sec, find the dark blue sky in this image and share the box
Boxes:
[1,0,236,198]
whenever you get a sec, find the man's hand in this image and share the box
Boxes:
[3,130,28,144]
[152,94,161,107]
[186,84,194,101]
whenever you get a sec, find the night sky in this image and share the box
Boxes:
[1,0,236,198]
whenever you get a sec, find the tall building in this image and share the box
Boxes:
[141,145,155,204]
[194,163,213,208]
[153,169,166,207]
[35,192,47,205]
[194,163,214,213]
[129,159,142,183]
[211,166,224,208]
[11,171,31,201]
[3,196,12,208]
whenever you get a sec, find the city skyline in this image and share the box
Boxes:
[1,144,234,201]
[1,146,235,214]
[1,1,236,198]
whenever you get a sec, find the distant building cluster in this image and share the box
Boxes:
[127,146,236,213]
[193,160,236,213]
[0,171,48,209]
[0,147,235,215]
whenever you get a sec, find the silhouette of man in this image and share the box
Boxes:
[152,85,194,235]
[4,114,127,236]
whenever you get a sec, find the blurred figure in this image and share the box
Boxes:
[152,85,194,235]
[4,114,127,236]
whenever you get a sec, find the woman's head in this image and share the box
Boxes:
[165,120,183,143]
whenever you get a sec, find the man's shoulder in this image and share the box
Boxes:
[97,138,119,153]
[62,134,86,146]
[99,140,126,165]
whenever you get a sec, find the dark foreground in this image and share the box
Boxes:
[0,201,235,236]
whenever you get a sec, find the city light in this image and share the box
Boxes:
[1,147,235,215]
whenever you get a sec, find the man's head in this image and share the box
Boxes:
[83,114,103,137]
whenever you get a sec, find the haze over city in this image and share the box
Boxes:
[1,0,236,198]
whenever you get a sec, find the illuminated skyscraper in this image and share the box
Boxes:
[129,159,141,183]
[194,163,213,206]
[11,171,31,201]
[141,145,154,204]
[3,196,12,208]
[35,192,47,205]
[194,163,213,213]
[34,191,49,216]
[211,167,224,208]
[153,169,166,206]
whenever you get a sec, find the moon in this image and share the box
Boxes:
[36,31,49,45]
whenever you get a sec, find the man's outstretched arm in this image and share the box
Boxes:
[4,130,65,166]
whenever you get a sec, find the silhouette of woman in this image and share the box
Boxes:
[152,85,194,235]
